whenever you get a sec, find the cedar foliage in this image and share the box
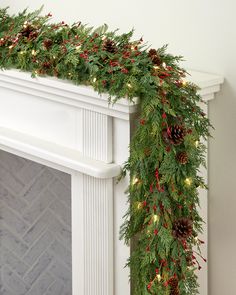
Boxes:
[0,7,210,294]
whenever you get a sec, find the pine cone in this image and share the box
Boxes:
[28,30,38,40]
[170,288,180,295]
[152,55,162,66]
[169,277,179,295]
[42,61,51,69]
[148,48,157,57]
[43,39,53,50]
[168,125,186,145]
[20,24,36,38]
[176,151,188,164]
[148,48,162,66]
[172,217,193,240]
[103,39,117,53]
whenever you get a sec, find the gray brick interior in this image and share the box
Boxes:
[0,150,72,295]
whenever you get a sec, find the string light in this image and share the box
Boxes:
[127,83,132,89]
[31,49,37,56]
[153,214,159,223]
[195,140,199,147]
[157,274,161,282]
[93,77,97,83]
[131,45,136,51]
[75,45,81,51]
[185,178,192,186]
[194,236,199,242]
[136,202,142,210]
[8,45,14,49]
[153,65,160,70]
[23,21,28,28]
[132,177,139,185]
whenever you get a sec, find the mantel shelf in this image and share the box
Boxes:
[0,69,223,120]
[0,127,120,178]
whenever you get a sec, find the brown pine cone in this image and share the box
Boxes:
[176,151,188,164]
[169,277,178,289]
[103,39,117,53]
[172,217,193,240]
[168,125,186,145]
[28,30,38,40]
[169,277,179,295]
[20,24,36,38]
[43,39,53,50]
[42,62,51,69]
[152,55,161,66]
[148,48,157,57]
[170,288,180,295]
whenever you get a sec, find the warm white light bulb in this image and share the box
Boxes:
[185,178,192,186]
[137,202,142,210]
[153,215,159,223]
[132,177,139,185]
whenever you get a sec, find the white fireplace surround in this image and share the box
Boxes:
[0,69,223,295]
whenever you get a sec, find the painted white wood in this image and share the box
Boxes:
[113,117,132,295]
[0,69,138,121]
[0,127,120,178]
[0,69,223,295]
[82,110,113,163]
[197,102,208,295]
[188,70,224,102]
[83,175,113,295]
[72,172,84,295]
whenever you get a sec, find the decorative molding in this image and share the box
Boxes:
[0,70,138,121]
[188,70,224,100]
[0,70,223,123]
[0,127,120,179]
[82,110,113,163]
[71,172,84,295]
[83,175,113,295]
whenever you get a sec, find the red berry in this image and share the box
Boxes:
[162,112,167,119]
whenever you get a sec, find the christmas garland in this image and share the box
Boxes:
[0,7,210,295]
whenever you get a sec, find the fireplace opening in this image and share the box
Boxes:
[0,150,72,295]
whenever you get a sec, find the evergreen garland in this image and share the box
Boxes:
[0,7,210,295]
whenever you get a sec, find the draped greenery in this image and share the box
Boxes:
[0,7,210,294]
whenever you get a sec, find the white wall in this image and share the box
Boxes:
[1,1,236,294]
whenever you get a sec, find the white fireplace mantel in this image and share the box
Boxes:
[0,69,223,295]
